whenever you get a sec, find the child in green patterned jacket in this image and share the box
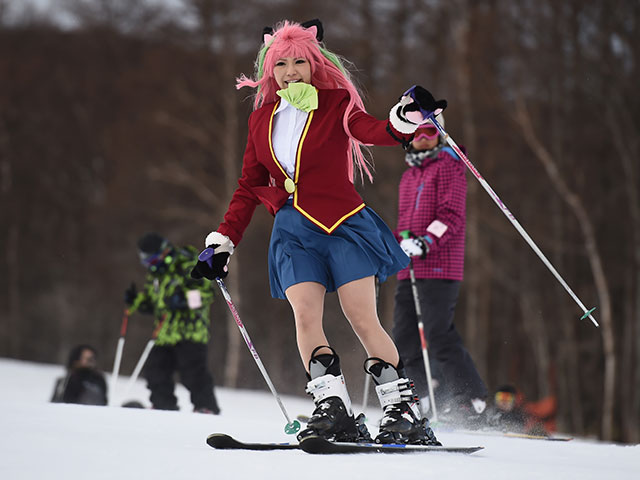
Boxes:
[125,232,220,413]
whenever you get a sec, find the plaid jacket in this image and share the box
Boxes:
[395,146,466,281]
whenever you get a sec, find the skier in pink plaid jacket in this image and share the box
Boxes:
[393,115,488,428]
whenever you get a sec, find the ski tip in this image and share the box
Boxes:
[206,433,234,449]
[206,433,300,451]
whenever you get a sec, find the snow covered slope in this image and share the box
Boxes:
[0,358,637,480]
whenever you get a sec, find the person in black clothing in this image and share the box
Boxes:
[51,344,108,406]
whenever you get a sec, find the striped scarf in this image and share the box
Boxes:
[404,144,444,167]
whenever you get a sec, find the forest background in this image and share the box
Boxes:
[0,0,638,443]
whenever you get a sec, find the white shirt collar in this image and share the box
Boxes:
[275,97,293,115]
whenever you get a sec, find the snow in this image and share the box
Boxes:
[1,358,638,480]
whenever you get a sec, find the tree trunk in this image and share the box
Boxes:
[451,6,489,377]
[219,19,242,389]
[5,224,20,357]
[605,98,640,442]
[0,116,20,357]
[520,289,550,398]
[554,206,584,434]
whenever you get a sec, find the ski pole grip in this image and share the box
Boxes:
[198,247,215,268]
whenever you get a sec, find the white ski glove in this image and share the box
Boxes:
[399,230,432,259]
[204,231,234,254]
[400,237,428,258]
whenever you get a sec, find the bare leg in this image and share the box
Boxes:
[285,281,329,371]
[337,276,399,366]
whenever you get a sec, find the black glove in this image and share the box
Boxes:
[190,245,230,280]
[401,85,447,124]
[124,283,137,305]
[165,290,188,310]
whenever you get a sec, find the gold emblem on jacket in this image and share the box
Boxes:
[284,178,296,194]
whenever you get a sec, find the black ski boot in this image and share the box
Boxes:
[365,358,441,446]
[297,347,371,443]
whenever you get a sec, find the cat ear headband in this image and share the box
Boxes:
[262,19,324,44]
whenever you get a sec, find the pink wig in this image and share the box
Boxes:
[236,21,372,182]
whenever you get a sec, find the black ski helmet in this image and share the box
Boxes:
[137,232,173,272]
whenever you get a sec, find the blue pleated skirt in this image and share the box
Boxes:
[268,201,410,299]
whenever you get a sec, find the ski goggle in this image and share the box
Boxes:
[414,125,439,142]
[494,391,516,409]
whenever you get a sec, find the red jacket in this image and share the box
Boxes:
[217,89,410,246]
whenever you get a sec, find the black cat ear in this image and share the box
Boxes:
[262,26,274,43]
[301,19,324,42]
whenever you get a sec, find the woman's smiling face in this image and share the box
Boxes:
[273,57,311,89]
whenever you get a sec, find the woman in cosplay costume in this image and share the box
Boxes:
[191,19,446,445]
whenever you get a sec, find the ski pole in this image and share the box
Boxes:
[216,277,300,434]
[109,309,129,406]
[199,247,300,434]
[427,115,598,327]
[122,317,165,400]
[408,260,438,422]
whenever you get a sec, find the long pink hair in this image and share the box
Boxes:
[236,21,372,183]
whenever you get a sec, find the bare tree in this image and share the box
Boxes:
[605,76,640,444]
[0,116,20,356]
[513,97,615,440]
[450,1,488,377]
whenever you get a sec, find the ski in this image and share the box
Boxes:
[206,433,483,454]
[206,433,299,451]
[299,435,483,455]
[501,432,573,442]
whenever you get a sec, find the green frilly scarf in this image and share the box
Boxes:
[276,82,318,112]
